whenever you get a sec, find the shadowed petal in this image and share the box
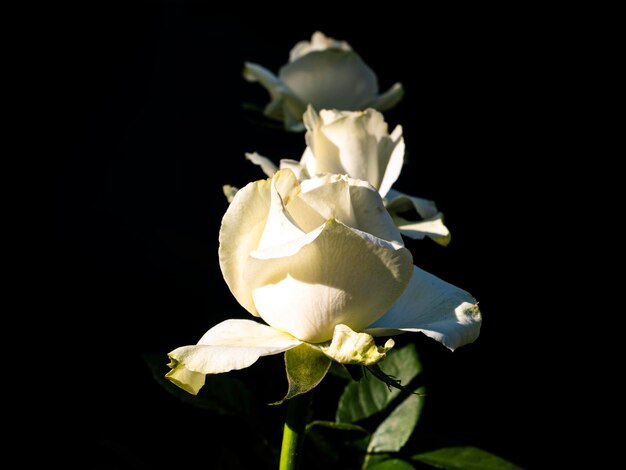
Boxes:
[369,82,404,111]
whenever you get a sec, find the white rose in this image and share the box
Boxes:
[244,31,404,131]
[168,170,480,394]
[221,169,413,343]
[243,106,451,245]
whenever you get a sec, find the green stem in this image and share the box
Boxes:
[279,391,313,470]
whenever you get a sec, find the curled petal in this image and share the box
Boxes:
[165,363,205,395]
[369,82,405,111]
[385,189,440,220]
[166,320,302,394]
[395,214,451,246]
[245,152,278,177]
[377,125,405,198]
[385,189,451,245]
[317,324,395,365]
[366,266,482,351]
[222,184,239,203]
[243,62,307,131]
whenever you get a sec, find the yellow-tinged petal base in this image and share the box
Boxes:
[165,357,206,395]
[317,324,394,366]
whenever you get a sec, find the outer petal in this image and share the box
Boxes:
[288,31,351,62]
[243,62,289,121]
[377,125,405,198]
[317,324,395,365]
[222,184,239,203]
[384,190,451,245]
[243,62,307,131]
[165,364,205,395]
[385,189,440,219]
[365,266,482,350]
[395,214,451,246]
[245,152,278,177]
[279,50,378,111]
[219,176,272,316]
[246,218,413,343]
[166,320,303,394]
[368,82,405,111]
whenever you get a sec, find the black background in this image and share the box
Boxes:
[55,3,571,469]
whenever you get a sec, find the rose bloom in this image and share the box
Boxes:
[167,170,480,394]
[244,106,450,245]
[244,31,404,131]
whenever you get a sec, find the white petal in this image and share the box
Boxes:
[369,82,405,111]
[243,62,307,130]
[219,176,273,316]
[293,174,404,245]
[385,189,440,219]
[366,266,482,350]
[302,104,321,130]
[278,159,309,180]
[246,219,413,343]
[288,31,352,62]
[279,50,378,111]
[300,146,317,177]
[165,366,205,395]
[396,214,451,246]
[197,319,302,347]
[317,324,395,365]
[377,125,405,198]
[246,152,278,177]
[305,107,404,197]
[317,110,385,186]
[348,179,406,245]
[168,319,302,375]
[256,170,306,251]
[385,190,451,245]
[222,184,238,203]
[297,174,358,230]
[243,62,287,120]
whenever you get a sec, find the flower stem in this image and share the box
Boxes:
[279,391,313,470]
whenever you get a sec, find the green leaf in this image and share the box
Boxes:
[306,420,368,434]
[143,353,252,415]
[336,343,422,423]
[328,361,366,381]
[362,453,393,469]
[367,384,426,453]
[368,459,415,470]
[411,447,524,470]
[273,343,332,404]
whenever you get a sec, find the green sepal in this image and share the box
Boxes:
[273,343,332,404]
